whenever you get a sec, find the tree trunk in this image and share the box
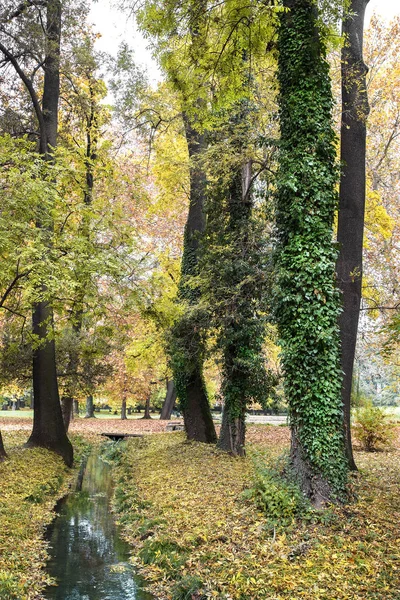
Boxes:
[182,371,216,442]
[218,404,246,456]
[121,397,127,420]
[84,395,95,418]
[276,0,348,503]
[160,380,177,420]
[26,0,73,467]
[0,431,7,461]
[337,0,370,472]
[73,399,79,417]
[142,394,152,420]
[61,396,73,432]
[172,116,216,444]
[216,159,257,456]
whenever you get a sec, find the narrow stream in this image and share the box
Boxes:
[45,452,153,600]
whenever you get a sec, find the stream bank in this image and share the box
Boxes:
[44,450,153,600]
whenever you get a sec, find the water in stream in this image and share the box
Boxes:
[45,452,153,600]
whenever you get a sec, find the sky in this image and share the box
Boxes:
[89,0,400,83]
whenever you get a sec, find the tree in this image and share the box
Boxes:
[275,0,348,504]
[0,0,73,465]
[337,0,370,471]
[160,379,177,420]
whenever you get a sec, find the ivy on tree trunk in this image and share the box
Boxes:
[275,0,348,504]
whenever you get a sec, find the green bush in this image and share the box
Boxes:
[245,451,307,526]
[353,405,395,452]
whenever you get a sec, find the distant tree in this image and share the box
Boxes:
[0,0,73,465]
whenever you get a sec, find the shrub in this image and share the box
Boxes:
[244,450,307,527]
[353,405,395,452]
[171,575,206,600]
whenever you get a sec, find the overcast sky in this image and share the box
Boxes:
[89,0,400,83]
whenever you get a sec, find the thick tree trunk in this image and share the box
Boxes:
[337,0,370,472]
[160,380,177,420]
[217,162,253,455]
[84,395,95,418]
[61,396,73,432]
[218,404,246,456]
[276,0,348,503]
[26,0,73,467]
[182,371,216,442]
[121,397,127,420]
[176,116,216,443]
[0,431,7,461]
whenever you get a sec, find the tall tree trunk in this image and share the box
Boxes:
[84,394,95,418]
[171,116,216,444]
[276,0,348,504]
[0,431,7,461]
[160,379,177,420]
[337,0,370,472]
[25,0,73,467]
[218,162,254,456]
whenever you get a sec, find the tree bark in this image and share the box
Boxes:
[217,160,254,457]
[0,431,7,461]
[337,0,370,471]
[84,394,95,418]
[218,404,246,456]
[160,379,177,420]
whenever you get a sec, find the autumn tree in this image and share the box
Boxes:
[0,0,78,465]
[275,0,348,504]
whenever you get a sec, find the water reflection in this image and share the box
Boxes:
[45,452,153,600]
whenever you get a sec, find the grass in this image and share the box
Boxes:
[109,427,400,600]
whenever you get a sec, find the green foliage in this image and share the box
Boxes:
[245,450,306,527]
[353,405,396,452]
[139,539,189,575]
[274,0,348,497]
[171,575,206,600]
